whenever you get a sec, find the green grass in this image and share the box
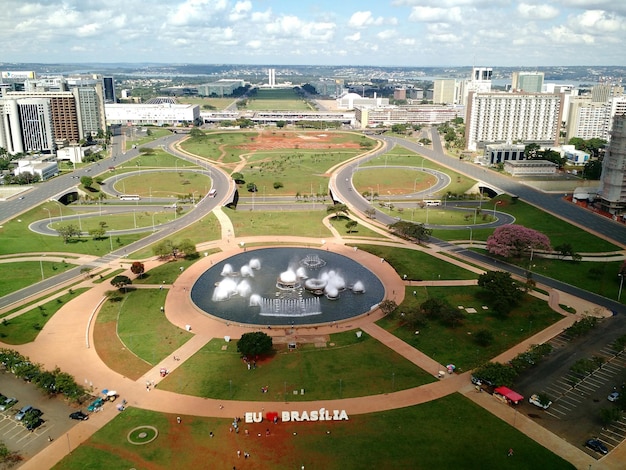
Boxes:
[177,97,236,109]
[110,171,212,199]
[157,331,435,400]
[116,289,193,366]
[133,258,201,284]
[329,216,385,238]
[244,88,313,111]
[51,212,182,232]
[179,131,257,161]
[227,209,333,238]
[355,245,478,281]
[125,128,172,150]
[0,261,74,297]
[377,286,563,371]
[116,150,198,170]
[0,288,89,344]
[52,397,574,470]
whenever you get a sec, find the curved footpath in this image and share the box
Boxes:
[4,233,620,470]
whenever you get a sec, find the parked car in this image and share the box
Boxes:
[87,397,104,412]
[25,418,43,431]
[0,396,18,411]
[23,408,43,422]
[69,411,89,421]
[15,405,32,421]
[608,391,620,402]
[529,393,552,410]
[585,439,608,455]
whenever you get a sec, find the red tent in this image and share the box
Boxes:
[494,386,524,405]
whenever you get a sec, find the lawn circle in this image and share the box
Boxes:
[127,426,158,445]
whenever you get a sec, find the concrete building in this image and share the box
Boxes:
[561,145,590,165]
[461,67,493,106]
[355,104,463,129]
[433,79,459,104]
[336,93,388,110]
[196,80,245,97]
[393,88,406,100]
[14,154,58,180]
[511,72,544,93]
[592,84,624,103]
[465,91,564,151]
[0,97,55,154]
[105,103,200,126]
[483,143,526,165]
[504,160,557,176]
[600,114,626,215]
[566,97,610,141]
[268,68,276,88]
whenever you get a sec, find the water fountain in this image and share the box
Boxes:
[191,248,385,326]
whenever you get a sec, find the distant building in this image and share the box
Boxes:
[268,68,276,88]
[483,143,526,165]
[561,145,590,165]
[600,114,626,215]
[14,154,58,180]
[393,88,406,100]
[336,93,388,110]
[566,97,610,141]
[105,103,200,126]
[511,72,544,93]
[504,160,556,176]
[355,104,463,129]
[103,77,116,103]
[465,92,563,151]
[0,96,55,154]
[433,79,459,104]
[196,80,245,97]
[591,84,624,103]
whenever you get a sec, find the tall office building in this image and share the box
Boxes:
[433,79,459,105]
[599,114,626,215]
[465,91,564,151]
[103,76,116,103]
[268,69,276,88]
[0,97,55,154]
[566,98,611,141]
[459,67,493,106]
[592,84,624,103]
[511,72,544,93]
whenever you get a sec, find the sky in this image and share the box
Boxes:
[1,0,625,67]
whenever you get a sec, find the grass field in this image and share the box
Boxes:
[110,171,212,198]
[244,88,313,111]
[179,131,258,163]
[227,209,333,238]
[52,397,574,470]
[0,261,74,297]
[124,128,172,151]
[177,97,236,110]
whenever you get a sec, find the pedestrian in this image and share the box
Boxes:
[244,452,249,459]
[508,448,513,457]
[237,450,241,458]
[146,386,150,392]
[210,432,214,438]
[177,416,181,424]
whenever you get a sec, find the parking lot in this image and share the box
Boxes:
[515,316,626,459]
[0,373,84,459]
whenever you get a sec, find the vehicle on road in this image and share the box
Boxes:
[0,395,17,411]
[608,391,620,402]
[208,188,217,197]
[585,438,608,455]
[529,393,552,410]
[87,397,104,412]
[15,405,32,421]
[69,411,89,421]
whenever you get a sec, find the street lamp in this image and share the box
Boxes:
[528,245,534,270]
[192,191,198,205]
[619,273,624,302]
[413,177,419,192]
[151,213,157,232]
[492,200,502,220]
[467,226,473,245]
[39,255,45,281]
[43,207,51,224]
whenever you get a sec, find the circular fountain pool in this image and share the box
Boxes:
[190,247,385,326]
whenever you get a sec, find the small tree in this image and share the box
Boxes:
[111,275,132,292]
[57,224,81,244]
[345,220,358,233]
[80,176,94,188]
[365,207,376,219]
[477,271,523,316]
[177,239,198,259]
[89,227,106,240]
[326,203,348,218]
[379,299,398,316]
[486,224,551,258]
[237,331,273,357]
[130,261,145,278]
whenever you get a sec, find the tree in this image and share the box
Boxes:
[388,220,432,243]
[474,329,495,347]
[89,227,106,240]
[582,159,602,180]
[554,243,582,262]
[80,175,93,188]
[472,361,518,387]
[326,203,349,218]
[111,275,132,292]
[57,224,81,244]
[345,220,358,233]
[478,271,523,315]
[246,182,258,192]
[486,224,551,258]
[524,143,540,159]
[130,261,145,278]
[365,207,376,219]
[153,240,176,259]
[379,299,398,316]
[237,331,273,357]
[231,172,244,184]
[273,181,283,189]
[177,239,198,259]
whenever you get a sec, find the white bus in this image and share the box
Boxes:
[423,199,441,206]
[119,194,140,201]
[208,189,217,198]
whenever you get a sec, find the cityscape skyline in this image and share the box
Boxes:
[2,0,625,67]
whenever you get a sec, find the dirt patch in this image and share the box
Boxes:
[93,321,152,381]
[235,131,361,152]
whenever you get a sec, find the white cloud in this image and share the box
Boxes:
[377,30,397,40]
[345,32,361,42]
[229,0,252,21]
[348,11,384,28]
[247,39,262,49]
[568,10,625,33]
[409,6,463,23]
[251,9,272,23]
[517,3,559,20]
[548,24,595,44]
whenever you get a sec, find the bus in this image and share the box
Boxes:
[423,199,441,206]
[208,189,217,198]
[119,194,140,201]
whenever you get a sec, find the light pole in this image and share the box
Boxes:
[57,203,63,221]
[78,211,82,232]
[39,256,45,281]
[133,210,137,229]
[413,177,419,192]
[528,245,534,270]
[467,226,473,245]
[43,207,51,224]
[192,191,198,205]
[151,213,157,232]
[109,232,113,252]
[492,200,502,220]
[619,273,624,302]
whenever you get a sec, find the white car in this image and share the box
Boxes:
[529,394,552,410]
[608,392,620,402]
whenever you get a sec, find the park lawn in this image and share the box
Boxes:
[129,213,221,260]
[51,212,179,232]
[115,150,197,169]
[110,171,212,198]
[0,203,144,256]
[353,167,436,197]
[0,288,89,344]
[179,131,257,161]
[329,215,387,239]
[177,97,235,109]
[133,258,202,285]
[158,331,435,401]
[378,285,563,371]
[124,128,172,150]
[227,209,333,238]
[0,261,74,297]
[355,244,478,281]
[53,397,573,470]
[115,289,193,366]
[244,88,312,111]
[377,204,492,226]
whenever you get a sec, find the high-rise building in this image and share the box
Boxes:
[591,84,624,103]
[566,98,611,141]
[268,69,276,88]
[0,97,54,154]
[511,72,544,93]
[465,91,564,151]
[599,114,626,215]
[459,67,493,106]
[433,79,459,104]
[103,76,116,103]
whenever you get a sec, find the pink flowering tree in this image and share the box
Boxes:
[486,225,551,258]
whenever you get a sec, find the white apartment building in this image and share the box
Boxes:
[105,103,200,126]
[0,97,55,154]
[465,92,564,151]
[432,79,459,105]
[511,72,544,93]
[354,105,463,129]
[600,114,626,215]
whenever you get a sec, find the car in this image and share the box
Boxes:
[15,405,32,421]
[529,393,552,410]
[585,438,608,455]
[69,411,89,421]
[25,418,43,431]
[0,396,18,411]
[608,391,620,402]
[23,408,42,421]
[87,397,104,412]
